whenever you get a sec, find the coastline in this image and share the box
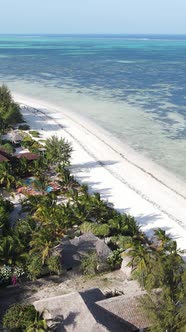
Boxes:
[13,92,186,253]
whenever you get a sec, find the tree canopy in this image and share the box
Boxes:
[0,84,23,131]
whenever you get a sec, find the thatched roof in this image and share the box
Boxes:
[0,148,11,163]
[15,152,39,161]
[0,153,9,163]
[10,130,22,143]
[55,232,111,271]
[34,288,129,332]
[97,291,151,331]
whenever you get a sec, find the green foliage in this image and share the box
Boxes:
[0,161,16,190]
[127,229,186,331]
[80,222,110,237]
[141,288,186,332]
[80,221,95,233]
[3,304,37,331]
[19,134,42,155]
[0,233,26,266]
[0,196,13,236]
[27,253,43,280]
[110,235,133,250]
[25,312,49,332]
[108,213,140,237]
[19,124,30,130]
[0,264,12,281]
[46,255,62,275]
[15,218,37,247]
[0,264,25,283]
[107,249,122,270]
[0,142,14,154]
[45,135,72,166]
[92,223,110,237]
[29,130,40,137]
[0,85,23,130]
[0,196,14,212]
[21,133,35,148]
[81,252,98,276]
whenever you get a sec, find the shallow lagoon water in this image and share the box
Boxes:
[0,34,186,181]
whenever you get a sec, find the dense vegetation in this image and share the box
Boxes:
[3,304,48,331]
[0,86,185,332]
[0,85,23,131]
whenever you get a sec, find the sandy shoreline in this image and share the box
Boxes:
[13,92,186,254]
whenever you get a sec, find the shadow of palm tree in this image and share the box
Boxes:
[71,160,118,170]
[53,312,79,332]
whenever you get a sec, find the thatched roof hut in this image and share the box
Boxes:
[34,288,131,332]
[55,232,111,272]
[97,291,151,331]
[15,152,39,161]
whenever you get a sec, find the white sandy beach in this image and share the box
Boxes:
[13,93,186,255]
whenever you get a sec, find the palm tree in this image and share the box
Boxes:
[0,85,23,127]
[108,214,140,237]
[26,315,48,332]
[30,241,52,265]
[153,228,172,252]
[45,135,72,167]
[14,157,29,177]
[141,286,186,332]
[29,229,54,265]
[0,84,13,109]
[127,242,152,287]
[22,194,54,215]
[0,234,26,266]
[0,162,16,190]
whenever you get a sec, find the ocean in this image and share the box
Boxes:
[0,34,186,181]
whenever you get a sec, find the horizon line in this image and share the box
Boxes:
[1,33,186,36]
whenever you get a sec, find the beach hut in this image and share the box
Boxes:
[0,154,9,163]
[0,148,11,163]
[97,291,151,331]
[34,288,151,331]
[15,152,39,161]
[34,288,128,331]
[10,130,22,145]
[54,232,111,272]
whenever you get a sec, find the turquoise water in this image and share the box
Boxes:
[0,35,186,180]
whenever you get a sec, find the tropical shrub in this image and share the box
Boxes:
[27,253,43,280]
[46,255,62,275]
[0,142,14,154]
[0,264,12,281]
[0,85,23,130]
[81,252,98,276]
[141,287,186,332]
[107,249,122,270]
[13,266,25,278]
[0,265,25,285]
[21,134,35,148]
[110,235,133,250]
[0,197,13,235]
[80,221,95,233]
[19,124,30,130]
[0,162,16,190]
[29,130,40,137]
[92,223,110,237]
[3,304,42,331]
